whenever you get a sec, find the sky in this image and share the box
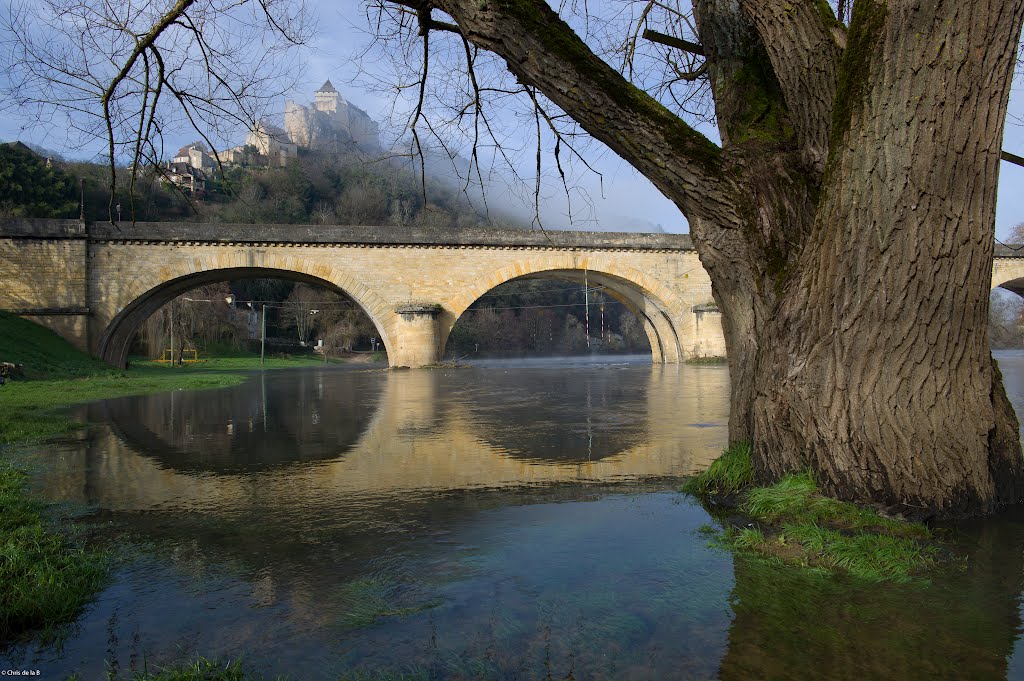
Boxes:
[2,0,1023,239]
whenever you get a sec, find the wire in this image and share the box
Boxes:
[469,300,628,311]
[995,237,1024,252]
[476,283,607,298]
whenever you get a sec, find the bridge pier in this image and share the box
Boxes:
[389,304,443,368]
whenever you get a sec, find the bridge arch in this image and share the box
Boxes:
[97,255,394,367]
[440,255,688,362]
[991,259,1024,298]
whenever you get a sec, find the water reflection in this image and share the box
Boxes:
[10,357,1024,680]
[39,363,728,515]
[90,370,379,473]
[720,507,1024,681]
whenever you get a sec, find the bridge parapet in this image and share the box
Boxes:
[2,220,696,251]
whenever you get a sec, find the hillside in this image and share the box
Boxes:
[0,312,115,380]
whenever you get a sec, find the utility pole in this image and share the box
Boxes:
[260,304,267,366]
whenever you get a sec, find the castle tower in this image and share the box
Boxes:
[313,80,340,114]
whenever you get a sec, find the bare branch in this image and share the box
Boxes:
[641,28,704,55]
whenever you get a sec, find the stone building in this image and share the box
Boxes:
[172,144,215,171]
[284,80,379,151]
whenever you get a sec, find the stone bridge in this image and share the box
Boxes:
[0,219,730,367]
[5,219,1022,367]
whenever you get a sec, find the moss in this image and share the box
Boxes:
[764,241,790,296]
[723,51,794,146]
[492,0,722,174]
[827,0,888,167]
[812,0,842,27]
[684,356,727,365]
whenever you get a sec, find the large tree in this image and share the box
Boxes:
[381,0,1024,517]
[4,0,1023,516]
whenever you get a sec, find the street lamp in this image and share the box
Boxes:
[168,295,234,364]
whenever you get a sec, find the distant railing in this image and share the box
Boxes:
[156,348,203,363]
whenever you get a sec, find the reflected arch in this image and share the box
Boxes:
[440,257,689,363]
[97,259,394,368]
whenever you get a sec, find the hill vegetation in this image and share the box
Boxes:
[0,142,521,229]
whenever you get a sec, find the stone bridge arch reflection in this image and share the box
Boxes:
[87,369,384,474]
[47,363,730,512]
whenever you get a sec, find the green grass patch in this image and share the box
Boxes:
[130,353,342,371]
[685,445,937,582]
[0,461,107,640]
[681,442,754,496]
[0,311,116,380]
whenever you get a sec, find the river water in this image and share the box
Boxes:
[6,354,1024,679]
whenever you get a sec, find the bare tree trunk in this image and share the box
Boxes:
[753,0,1024,516]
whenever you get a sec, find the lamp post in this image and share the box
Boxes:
[259,304,319,366]
[168,295,233,365]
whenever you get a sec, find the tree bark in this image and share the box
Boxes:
[753,0,1024,515]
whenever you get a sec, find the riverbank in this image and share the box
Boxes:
[0,311,352,445]
[0,312,350,642]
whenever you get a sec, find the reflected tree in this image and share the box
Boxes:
[719,521,1024,681]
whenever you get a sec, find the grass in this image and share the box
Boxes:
[0,461,108,640]
[334,573,442,630]
[120,658,276,681]
[685,444,938,582]
[681,442,754,496]
[110,657,437,681]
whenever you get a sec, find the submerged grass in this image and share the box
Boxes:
[334,573,443,630]
[0,461,107,640]
[685,445,938,582]
[127,658,275,680]
[117,657,440,681]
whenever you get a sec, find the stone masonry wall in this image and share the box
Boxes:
[0,220,89,350]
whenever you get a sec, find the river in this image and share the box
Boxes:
[5,354,1024,679]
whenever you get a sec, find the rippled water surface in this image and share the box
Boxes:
[6,354,1024,680]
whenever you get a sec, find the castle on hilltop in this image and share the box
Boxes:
[166,81,381,181]
[284,80,379,151]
